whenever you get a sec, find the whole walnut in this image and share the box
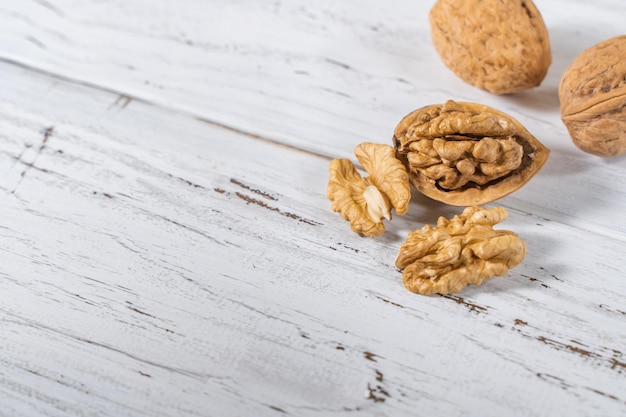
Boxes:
[429,0,551,94]
[558,35,626,157]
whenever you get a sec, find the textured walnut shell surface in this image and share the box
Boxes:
[429,0,551,94]
[559,35,626,156]
[394,100,550,206]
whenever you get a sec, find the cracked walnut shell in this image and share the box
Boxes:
[393,100,550,206]
[396,206,526,295]
[327,142,411,237]
[429,0,551,94]
[559,35,626,156]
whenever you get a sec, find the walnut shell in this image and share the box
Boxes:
[429,0,551,94]
[393,100,550,206]
[558,35,626,157]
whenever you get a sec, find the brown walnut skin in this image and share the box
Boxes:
[430,0,551,94]
[393,100,550,206]
[559,35,626,157]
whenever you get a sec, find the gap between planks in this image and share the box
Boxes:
[0,56,334,163]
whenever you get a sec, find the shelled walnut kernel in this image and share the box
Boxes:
[395,206,526,295]
[327,142,411,237]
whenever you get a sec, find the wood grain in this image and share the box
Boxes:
[0,1,625,416]
[1,0,623,154]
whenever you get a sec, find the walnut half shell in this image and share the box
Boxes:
[393,100,550,206]
[395,206,526,295]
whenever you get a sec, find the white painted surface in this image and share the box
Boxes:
[0,1,625,416]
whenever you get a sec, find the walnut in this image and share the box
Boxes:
[558,35,626,157]
[327,142,411,236]
[395,206,526,295]
[393,100,550,206]
[429,0,551,94]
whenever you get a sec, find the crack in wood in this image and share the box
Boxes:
[143,212,226,246]
[22,366,90,394]
[366,383,390,403]
[4,312,213,379]
[375,370,384,383]
[26,36,46,50]
[440,294,488,314]
[325,58,353,71]
[109,94,133,109]
[126,302,156,318]
[11,126,54,194]
[230,178,278,201]
[513,319,624,374]
[212,185,322,226]
[167,173,206,189]
[375,296,405,309]
[92,191,114,199]
[30,0,64,16]
[320,87,352,99]
[535,372,572,390]
[586,387,622,403]
[609,357,626,371]
[599,303,626,316]
[363,351,380,362]
[268,405,287,414]
[521,273,558,288]
[194,115,334,161]
[537,372,625,405]
[235,192,321,226]
[536,336,599,359]
[336,243,363,254]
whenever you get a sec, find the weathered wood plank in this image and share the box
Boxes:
[0,57,625,417]
[1,0,625,416]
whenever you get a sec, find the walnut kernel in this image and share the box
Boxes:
[394,100,549,206]
[327,143,411,236]
[395,206,526,295]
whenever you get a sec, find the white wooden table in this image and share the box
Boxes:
[1,1,625,416]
